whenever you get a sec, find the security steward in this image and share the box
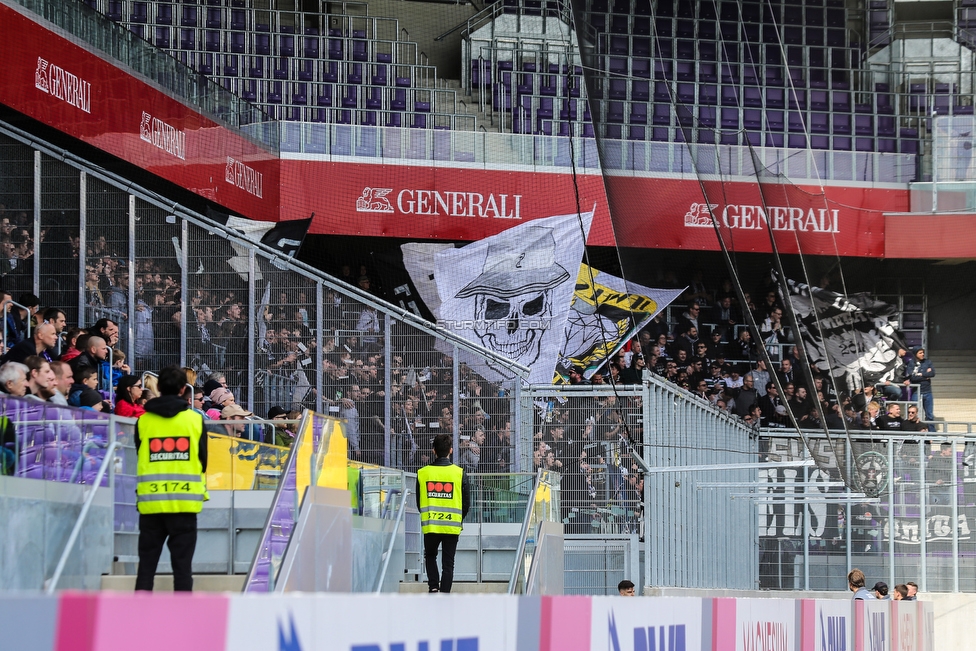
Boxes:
[416,433,470,593]
[134,366,207,591]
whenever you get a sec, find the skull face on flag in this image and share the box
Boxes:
[455,226,569,367]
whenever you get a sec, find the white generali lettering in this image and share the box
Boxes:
[356,188,521,219]
[140,112,187,160]
[34,57,91,114]
[225,157,263,198]
[683,202,840,233]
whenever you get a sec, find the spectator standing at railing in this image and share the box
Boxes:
[0,322,57,365]
[876,403,903,430]
[906,347,936,430]
[902,405,927,432]
[927,442,955,505]
[733,373,759,418]
[4,292,38,346]
[751,359,771,397]
[777,359,796,387]
[132,296,156,370]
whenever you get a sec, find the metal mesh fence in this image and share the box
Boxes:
[757,429,976,593]
[0,140,37,323]
[0,127,524,475]
[520,385,646,537]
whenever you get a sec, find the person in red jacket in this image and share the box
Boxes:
[115,374,146,418]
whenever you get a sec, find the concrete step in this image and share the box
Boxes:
[101,574,245,592]
[399,582,508,594]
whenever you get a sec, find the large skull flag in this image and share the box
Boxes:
[432,211,593,384]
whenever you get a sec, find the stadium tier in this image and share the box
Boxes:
[7,0,976,259]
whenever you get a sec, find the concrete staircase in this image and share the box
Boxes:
[928,350,976,428]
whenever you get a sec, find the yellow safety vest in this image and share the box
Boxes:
[136,409,206,514]
[417,463,464,535]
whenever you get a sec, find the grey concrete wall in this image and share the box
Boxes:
[0,475,113,590]
[364,0,477,80]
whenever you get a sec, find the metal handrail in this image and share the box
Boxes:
[243,410,313,592]
[507,468,541,595]
[1,299,33,350]
[374,488,410,593]
[45,440,119,594]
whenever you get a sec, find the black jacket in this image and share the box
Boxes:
[135,395,208,472]
[415,456,471,519]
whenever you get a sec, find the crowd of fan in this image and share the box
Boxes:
[563,279,934,435]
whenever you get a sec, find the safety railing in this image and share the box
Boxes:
[374,487,410,593]
[244,409,345,592]
[0,117,529,476]
[756,428,976,593]
[46,440,119,593]
[507,468,560,594]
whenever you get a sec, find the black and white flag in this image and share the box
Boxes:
[406,211,593,384]
[778,273,907,393]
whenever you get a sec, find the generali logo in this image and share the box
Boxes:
[356,187,521,219]
[225,156,263,198]
[35,57,91,114]
[140,112,186,160]
[683,202,841,233]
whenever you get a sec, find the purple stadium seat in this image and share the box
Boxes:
[788,133,806,148]
[324,62,339,83]
[676,83,694,103]
[249,57,264,78]
[632,80,650,101]
[810,112,829,134]
[766,87,785,109]
[316,85,333,107]
[130,2,148,23]
[654,60,673,80]
[348,63,363,84]
[720,86,738,106]
[877,138,896,153]
[833,113,851,135]
[699,62,718,83]
[743,109,762,130]
[156,2,173,25]
[833,136,851,151]
[698,106,716,128]
[632,58,651,79]
[296,59,314,81]
[811,89,829,111]
[767,110,784,131]
[877,115,895,136]
[279,33,295,58]
[342,86,358,109]
[179,28,195,50]
[855,114,873,136]
[273,58,289,80]
[155,26,171,49]
[652,103,671,125]
[743,86,762,107]
[855,137,874,152]
[811,135,830,149]
[205,6,221,29]
[180,4,197,27]
[676,61,694,81]
[788,88,807,110]
[833,90,851,112]
[720,108,738,129]
[699,85,717,105]
[609,79,627,100]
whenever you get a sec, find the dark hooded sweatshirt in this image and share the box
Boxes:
[134,395,208,472]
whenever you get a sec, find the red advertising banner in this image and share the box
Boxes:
[278,161,617,245]
[0,3,279,222]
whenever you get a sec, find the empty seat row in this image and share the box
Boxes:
[176,51,432,88]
